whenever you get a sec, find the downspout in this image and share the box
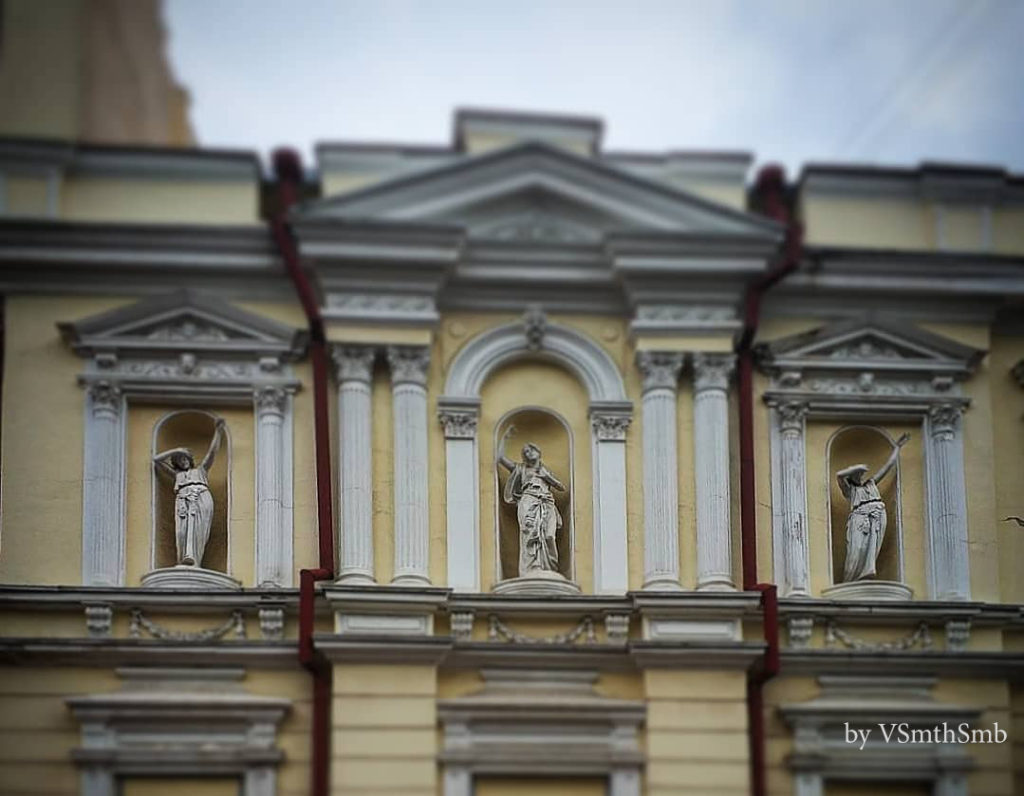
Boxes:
[270,148,335,796]
[738,165,802,796]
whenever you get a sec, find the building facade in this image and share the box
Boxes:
[1,103,1023,796]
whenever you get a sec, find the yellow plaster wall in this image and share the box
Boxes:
[0,666,119,795]
[988,334,1024,604]
[0,296,123,585]
[60,177,259,225]
[475,779,606,795]
[644,669,750,796]
[331,664,438,795]
[122,779,239,796]
[671,180,746,212]
[801,196,932,250]
[3,175,52,216]
[993,208,1024,255]
[245,669,314,796]
[942,206,986,251]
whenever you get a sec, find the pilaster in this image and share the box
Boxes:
[81,381,126,587]
[253,386,293,586]
[924,403,971,600]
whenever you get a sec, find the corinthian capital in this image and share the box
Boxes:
[693,352,736,393]
[777,401,808,434]
[87,381,123,417]
[636,351,684,393]
[254,385,288,416]
[928,403,963,440]
[387,346,430,386]
[331,345,376,383]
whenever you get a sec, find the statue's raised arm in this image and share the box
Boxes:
[496,425,516,472]
[872,432,910,484]
[201,418,227,471]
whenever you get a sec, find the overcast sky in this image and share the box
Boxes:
[164,0,1024,178]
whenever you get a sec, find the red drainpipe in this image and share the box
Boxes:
[270,148,335,796]
[738,165,802,796]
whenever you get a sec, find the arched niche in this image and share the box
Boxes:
[439,312,632,594]
[826,425,904,586]
[494,406,575,584]
[150,410,231,573]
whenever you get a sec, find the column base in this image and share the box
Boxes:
[641,577,684,592]
[335,570,376,586]
[697,577,736,592]
[141,565,242,591]
[493,571,581,596]
[391,573,432,587]
[822,580,913,601]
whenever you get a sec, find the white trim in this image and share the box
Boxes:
[443,319,627,402]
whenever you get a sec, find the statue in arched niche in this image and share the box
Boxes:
[836,432,909,582]
[497,426,567,576]
[154,419,227,568]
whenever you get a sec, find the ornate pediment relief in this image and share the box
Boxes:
[758,318,985,405]
[760,319,984,373]
[59,289,307,359]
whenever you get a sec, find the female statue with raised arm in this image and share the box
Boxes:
[836,432,910,582]
[154,418,227,568]
[497,425,566,576]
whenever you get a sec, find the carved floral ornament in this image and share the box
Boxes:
[591,412,632,441]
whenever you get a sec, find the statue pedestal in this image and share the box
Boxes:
[822,580,913,602]
[141,565,242,591]
[493,570,581,596]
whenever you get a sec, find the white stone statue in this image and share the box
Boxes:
[836,432,909,582]
[497,426,566,576]
[154,418,226,568]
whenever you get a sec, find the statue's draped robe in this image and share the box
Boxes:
[503,463,561,575]
[840,477,886,581]
[174,466,214,566]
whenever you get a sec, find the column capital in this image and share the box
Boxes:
[253,385,288,416]
[776,400,809,434]
[387,345,430,386]
[330,345,376,383]
[591,412,632,441]
[636,350,684,393]
[438,408,478,440]
[692,352,736,393]
[86,380,123,417]
[928,402,964,439]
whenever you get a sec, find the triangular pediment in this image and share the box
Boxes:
[298,142,782,241]
[59,289,307,358]
[759,318,984,374]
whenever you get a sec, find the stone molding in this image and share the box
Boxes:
[67,668,289,796]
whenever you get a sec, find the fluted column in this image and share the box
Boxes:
[254,386,292,586]
[693,353,735,591]
[775,401,810,597]
[637,351,684,590]
[332,346,377,584]
[924,403,971,600]
[387,346,431,586]
[82,381,126,586]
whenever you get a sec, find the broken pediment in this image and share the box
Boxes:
[297,141,782,242]
[59,289,307,359]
